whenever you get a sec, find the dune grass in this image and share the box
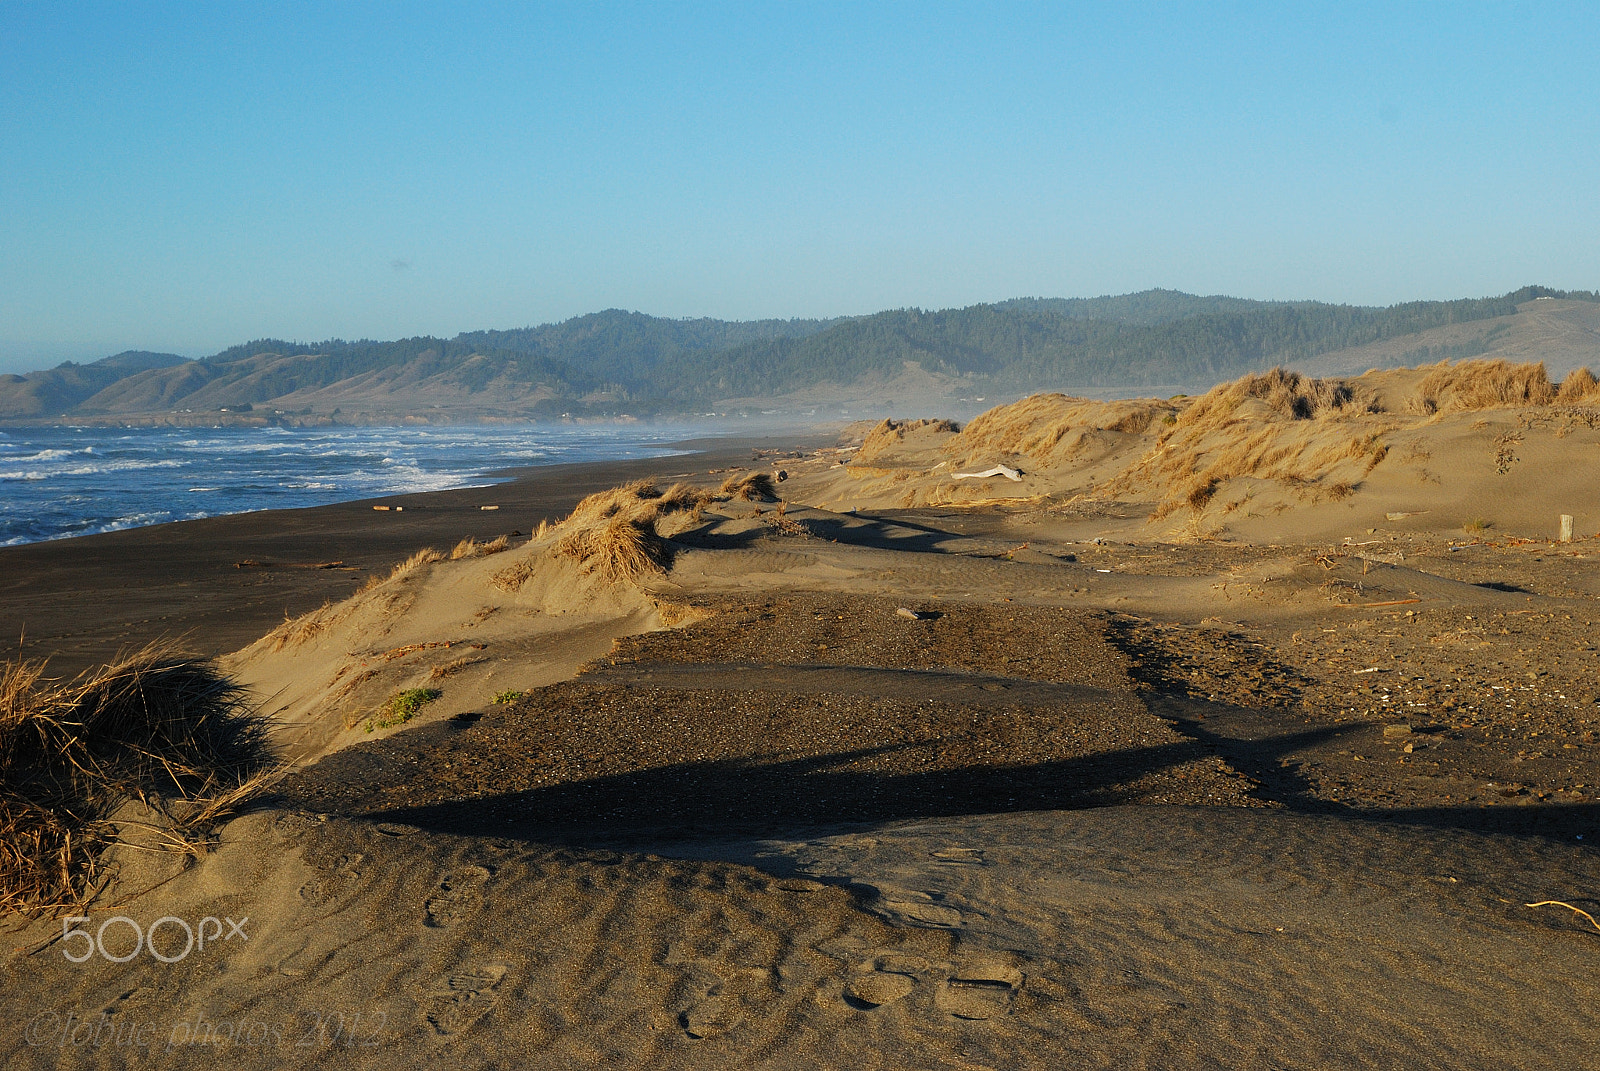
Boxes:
[1556,366,1600,404]
[718,471,777,501]
[366,687,441,732]
[489,479,717,590]
[1410,359,1557,414]
[947,369,1388,521]
[955,394,1177,461]
[555,514,673,581]
[1127,372,1386,520]
[450,534,512,560]
[1,646,274,914]
[553,479,715,581]
[856,418,962,463]
[267,599,337,651]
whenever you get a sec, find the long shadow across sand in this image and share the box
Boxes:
[277,715,1600,847]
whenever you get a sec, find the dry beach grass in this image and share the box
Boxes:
[0,646,274,913]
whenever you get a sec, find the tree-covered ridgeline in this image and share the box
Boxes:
[4,287,1594,418]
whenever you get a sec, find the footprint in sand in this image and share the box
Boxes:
[935,962,1023,1020]
[931,847,986,866]
[426,962,509,1036]
[680,991,744,1040]
[300,851,368,905]
[424,864,492,928]
[672,960,779,1040]
[882,895,966,928]
[844,970,916,1008]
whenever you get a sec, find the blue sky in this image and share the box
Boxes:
[2,2,1597,369]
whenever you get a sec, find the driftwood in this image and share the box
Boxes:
[952,465,1023,482]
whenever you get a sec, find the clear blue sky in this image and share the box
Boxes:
[2,1,1597,370]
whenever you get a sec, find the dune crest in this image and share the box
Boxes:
[790,359,1600,543]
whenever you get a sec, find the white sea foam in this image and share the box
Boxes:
[12,447,97,463]
[0,422,713,545]
[0,458,187,481]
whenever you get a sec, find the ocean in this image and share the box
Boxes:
[0,423,713,546]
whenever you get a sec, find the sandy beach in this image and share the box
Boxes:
[0,435,825,676]
[3,367,1599,1069]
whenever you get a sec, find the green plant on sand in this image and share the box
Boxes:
[366,687,442,732]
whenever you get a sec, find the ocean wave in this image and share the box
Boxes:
[11,447,98,463]
[74,511,195,538]
[0,458,186,481]
[0,422,713,544]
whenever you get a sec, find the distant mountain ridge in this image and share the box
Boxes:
[3,287,1596,424]
[0,350,188,418]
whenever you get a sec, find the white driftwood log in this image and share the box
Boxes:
[952,465,1023,482]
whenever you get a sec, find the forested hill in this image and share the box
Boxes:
[453,309,848,384]
[3,287,1596,422]
[649,289,1575,400]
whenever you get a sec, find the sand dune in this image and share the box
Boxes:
[794,359,1600,545]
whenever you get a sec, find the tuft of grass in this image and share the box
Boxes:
[1,646,274,914]
[428,657,479,680]
[1410,359,1556,414]
[395,546,445,575]
[1105,409,1155,434]
[767,500,811,537]
[494,479,714,590]
[1178,368,1360,426]
[449,534,513,560]
[555,514,671,581]
[267,600,336,651]
[1184,477,1220,513]
[1323,480,1357,501]
[491,689,523,704]
[718,471,777,501]
[1556,366,1600,404]
[855,418,962,463]
[366,687,441,732]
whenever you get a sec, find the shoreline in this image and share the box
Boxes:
[0,430,833,675]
